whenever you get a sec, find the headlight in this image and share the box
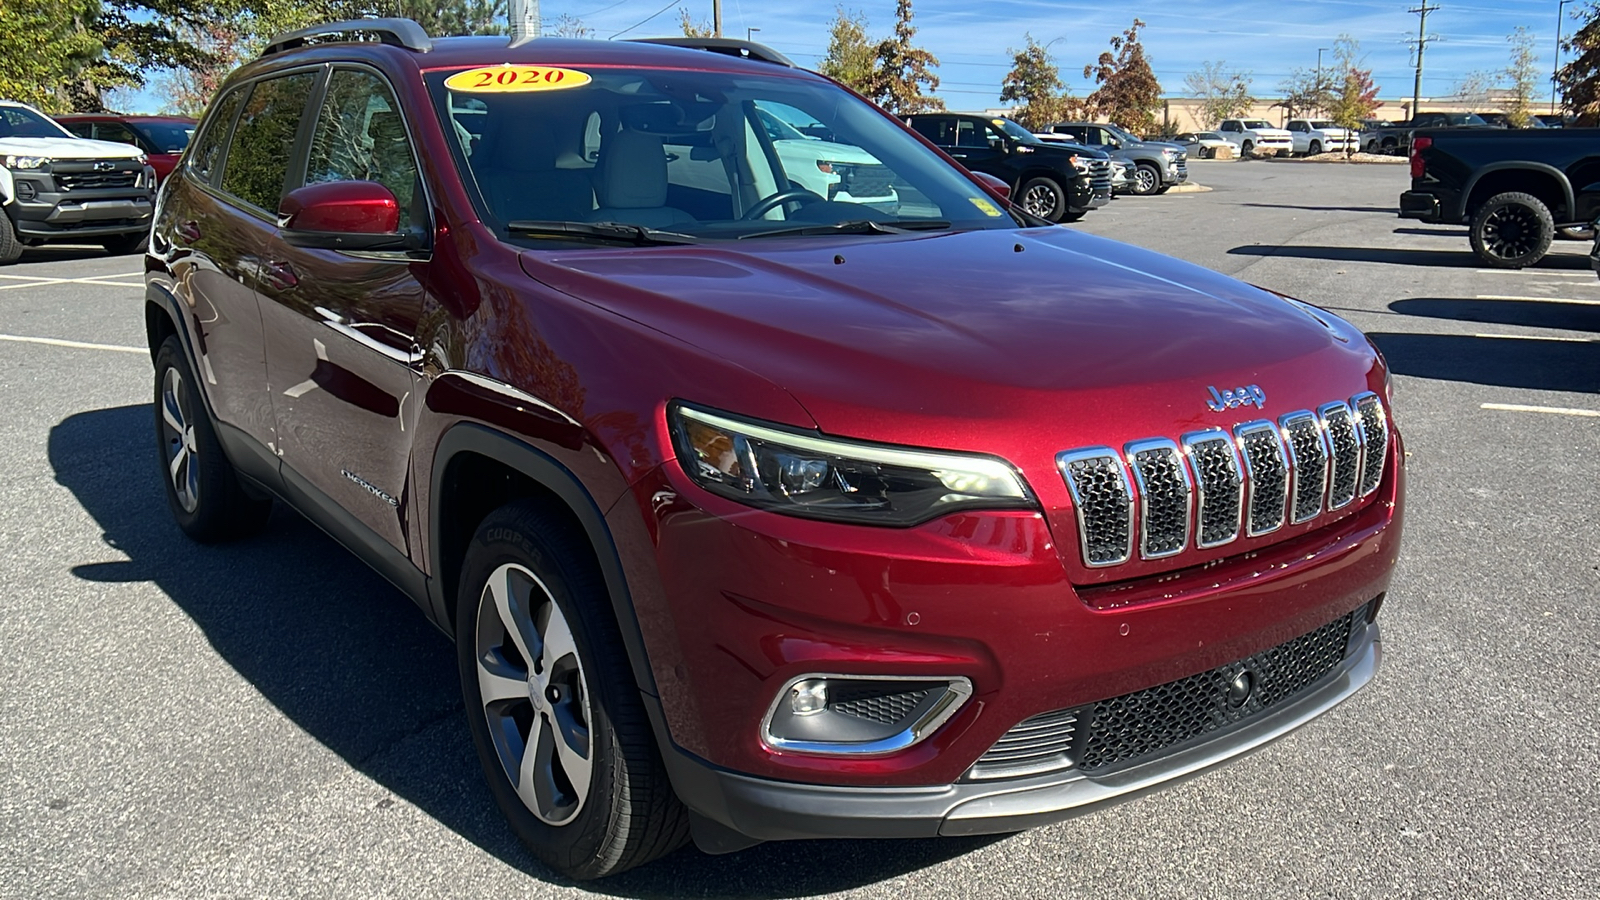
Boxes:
[669,404,1035,526]
[4,155,48,170]
[136,153,149,166]
[1068,155,1090,173]
[1160,148,1177,159]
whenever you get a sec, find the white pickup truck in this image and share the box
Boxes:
[0,100,157,264]
[1217,118,1294,157]
[1286,119,1356,156]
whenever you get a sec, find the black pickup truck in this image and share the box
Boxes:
[905,113,1112,222]
[1362,111,1491,155]
[1399,128,1600,268]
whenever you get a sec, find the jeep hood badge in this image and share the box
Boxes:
[1206,384,1267,412]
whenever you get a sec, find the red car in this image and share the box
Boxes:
[144,20,1403,879]
[56,114,195,183]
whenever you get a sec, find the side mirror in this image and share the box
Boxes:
[277,181,417,251]
[971,171,1011,200]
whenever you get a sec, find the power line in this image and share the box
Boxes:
[608,0,679,38]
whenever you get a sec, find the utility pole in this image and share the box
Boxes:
[1553,0,1576,114]
[1408,2,1441,116]
[713,0,722,37]
[508,0,539,46]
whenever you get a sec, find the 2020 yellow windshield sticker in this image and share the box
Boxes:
[444,65,592,93]
[969,197,1004,217]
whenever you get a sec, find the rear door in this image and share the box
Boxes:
[257,65,431,556]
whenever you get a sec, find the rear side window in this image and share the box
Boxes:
[908,117,951,144]
[220,72,317,213]
[188,89,248,184]
[63,122,94,139]
[305,69,426,233]
[94,121,144,149]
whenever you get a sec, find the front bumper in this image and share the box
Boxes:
[6,165,155,239]
[673,617,1380,843]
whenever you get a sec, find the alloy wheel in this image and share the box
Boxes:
[159,366,199,513]
[1482,205,1539,260]
[1023,183,1060,218]
[474,563,593,826]
[1133,167,1158,194]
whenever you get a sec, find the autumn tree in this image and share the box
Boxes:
[819,7,878,96]
[678,8,714,37]
[999,35,1081,129]
[1325,36,1380,156]
[1083,19,1162,134]
[1503,25,1540,126]
[1557,1,1600,123]
[0,0,102,112]
[1185,60,1254,128]
[870,0,942,114]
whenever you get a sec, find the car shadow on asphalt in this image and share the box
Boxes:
[1367,331,1599,393]
[16,245,118,265]
[48,403,1002,897]
[1238,203,1399,214]
[1227,244,1594,269]
[1389,297,1600,333]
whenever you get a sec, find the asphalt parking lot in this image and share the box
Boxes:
[2,160,1596,898]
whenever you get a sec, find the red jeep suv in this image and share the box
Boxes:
[145,20,1404,879]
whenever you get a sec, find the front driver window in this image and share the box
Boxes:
[305,69,426,234]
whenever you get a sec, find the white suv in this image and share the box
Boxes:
[1217,118,1293,157]
[0,100,157,263]
[1286,119,1356,156]
[754,104,898,213]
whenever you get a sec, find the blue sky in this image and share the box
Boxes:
[116,0,1567,112]
[547,0,1567,107]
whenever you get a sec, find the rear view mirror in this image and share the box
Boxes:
[277,181,418,251]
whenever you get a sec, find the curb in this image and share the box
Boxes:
[1165,183,1213,193]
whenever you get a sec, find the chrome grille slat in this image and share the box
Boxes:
[1057,448,1134,567]
[1318,402,1362,510]
[1126,438,1191,559]
[1352,392,1388,497]
[970,709,1077,779]
[1281,411,1330,524]
[1182,429,1243,548]
[1235,420,1288,536]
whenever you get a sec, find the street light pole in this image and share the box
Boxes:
[1316,47,1329,115]
[747,26,760,41]
[1553,0,1576,115]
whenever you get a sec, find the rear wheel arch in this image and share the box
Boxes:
[429,423,659,698]
[1463,164,1573,222]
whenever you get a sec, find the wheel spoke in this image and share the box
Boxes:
[487,566,538,667]
[539,601,579,672]
[515,711,553,812]
[162,394,184,433]
[477,653,528,706]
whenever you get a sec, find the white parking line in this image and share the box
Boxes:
[0,272,144,290]
[1481,402,1600,418]
[0,334,145,354]
[1474,333,1595,342]
[1476,294,1600,306]
[1474,270,1593,278]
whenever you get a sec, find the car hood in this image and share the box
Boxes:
[521,227,1381,455]
[1131,139,1186,153]
[0,137,144,160]
[774,138,881,165]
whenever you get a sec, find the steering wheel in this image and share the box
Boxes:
[740,188,824,221]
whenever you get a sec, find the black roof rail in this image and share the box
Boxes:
[627,37,795,68]
[262,18,433,57]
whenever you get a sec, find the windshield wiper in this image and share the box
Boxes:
[505,220,699,245]
[738,219,952,240]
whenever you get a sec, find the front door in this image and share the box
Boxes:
[258,67,431,555]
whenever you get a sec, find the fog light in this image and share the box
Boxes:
[790,679,828,715]
[15,181,36,201]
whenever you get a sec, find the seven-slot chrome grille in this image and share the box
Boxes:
[1057,392,1388,568]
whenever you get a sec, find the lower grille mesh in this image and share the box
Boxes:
[828,686,931,725]
[969,605,1365,779]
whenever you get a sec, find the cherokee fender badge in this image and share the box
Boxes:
[1206,384,1267,412]
[342,469,399,507]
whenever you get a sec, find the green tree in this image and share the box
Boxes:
[1275,67,1334,120]
[870,0,942,114]
[818,7,878,96]
[1185,60,1254,128]
[0,0,102,112]
[1503,25,1540,127]
[1325,37,1380,156]
[1083,19,1162,134]
[999,35,1080,129]
[1557,2,1600,123]
[679,8,714,38]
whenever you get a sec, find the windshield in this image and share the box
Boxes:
[1242,120,1272,130]
[426,66,1020,242]
[1309,121,1336,129]
[0,106,72,139]
[1101,123,1137,143]
[991,117,1042,145]
[1449,113,1489,126]
[131,121,194,153]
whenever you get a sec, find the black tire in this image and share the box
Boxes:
[101,232,148,256]
[1469,191,1555,269]
[1154,183,1172,195]
[0,211,22,265]
[153,335,273,542]
[1240,140,1255,157]
[1381,138,1398,155]
[1309,140,1322,156]
[1130,162,1161,195]
[1060,209,1086,223]
[456,502,689,880]
[1017,176,1066,221]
